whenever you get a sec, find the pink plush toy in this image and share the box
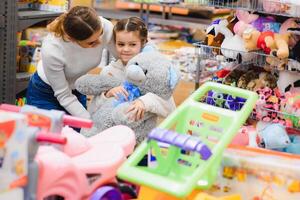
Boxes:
[233,10,259,36]
[234,11,279,36]
[280,18,300,47]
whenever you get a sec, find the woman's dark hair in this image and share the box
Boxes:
[113,17,148,44]
[48,6,101,41]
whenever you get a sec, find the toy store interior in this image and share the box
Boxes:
[1,0,300,199]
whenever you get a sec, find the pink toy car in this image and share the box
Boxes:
[36,125,136,200]
[0,104,136,200]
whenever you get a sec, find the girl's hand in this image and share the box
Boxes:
[105,86,128,100]
[127,100,145,121]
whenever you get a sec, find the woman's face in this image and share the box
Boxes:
[76,29,103,48]
[115,31,143,65]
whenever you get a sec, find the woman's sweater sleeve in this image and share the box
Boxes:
[41,41,90,119]
[138,93,176,118]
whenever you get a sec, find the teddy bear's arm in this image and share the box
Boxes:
[75,74,122,95]
[139,93,176,118]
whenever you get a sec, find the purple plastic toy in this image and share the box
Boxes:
[148,128,212,160]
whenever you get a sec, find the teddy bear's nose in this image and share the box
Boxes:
[126,64,146,82]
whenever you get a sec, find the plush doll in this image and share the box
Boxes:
[280,18,300,47]
[234,10,280,36]
[242,28,290,59]
[284,135,300,154]
[75,51,180,144]
[206,18,254,63]
[205,15,237,50]
[256,121,291,150]
[233,10,259,36]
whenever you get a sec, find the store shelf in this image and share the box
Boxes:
[1,0,17,104]
[18,10,62,31]
[187,0,300,18]
[0,1,4,15]
[121,0,230,13]
[95,1,211,29]
[195,43,300,72]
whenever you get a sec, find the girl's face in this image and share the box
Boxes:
[115,31,143,65]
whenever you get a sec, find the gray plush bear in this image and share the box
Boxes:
[75,51,180,144]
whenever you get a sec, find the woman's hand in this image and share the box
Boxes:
[127,99,146,121]
[105,86,128,100]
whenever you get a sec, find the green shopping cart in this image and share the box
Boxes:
[117,82,258,198]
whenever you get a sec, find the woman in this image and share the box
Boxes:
[26,6,117,119]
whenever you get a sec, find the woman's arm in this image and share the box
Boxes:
[42,41,90,118]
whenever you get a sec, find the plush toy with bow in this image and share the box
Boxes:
[75,51,180,143]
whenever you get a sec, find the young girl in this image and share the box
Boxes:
[26,6,117,119]
[88,16,176,123]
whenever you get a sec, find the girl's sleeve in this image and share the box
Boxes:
[42,41,90,119]
[138,93,176,118]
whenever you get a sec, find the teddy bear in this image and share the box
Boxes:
[242,27,290,59]
[75,51,180,144]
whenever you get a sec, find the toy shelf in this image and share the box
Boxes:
[18,10,63,31]
[194,42,300,72]
[187,0,300,18]
[95,0,212,29]
[255,107,300,130]
[121,0,232,16]
[201,84,300,131]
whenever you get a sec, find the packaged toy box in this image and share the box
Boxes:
[207,147,300,199]
[17,0,68,12]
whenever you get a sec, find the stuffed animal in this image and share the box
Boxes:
[205,15,237,51]
[237,70,259,89]
[233,10,259,36]
[284,135,300,154]
[206,18,254,62]
[256,121,291,150]
[242,28,290,59]
[280,18,300,47]
[75,51,180,144]
[234,10,280,36]
[246,72,278,91]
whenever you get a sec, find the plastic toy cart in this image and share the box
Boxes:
[117,81,258,198]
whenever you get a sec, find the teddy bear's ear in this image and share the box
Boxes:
[142,44,157,52]
[168,66,179,90]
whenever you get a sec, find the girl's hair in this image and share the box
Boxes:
[47,6,101,41]
[113,17,148,44]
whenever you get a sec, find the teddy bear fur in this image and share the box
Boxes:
[75,51,180,144]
